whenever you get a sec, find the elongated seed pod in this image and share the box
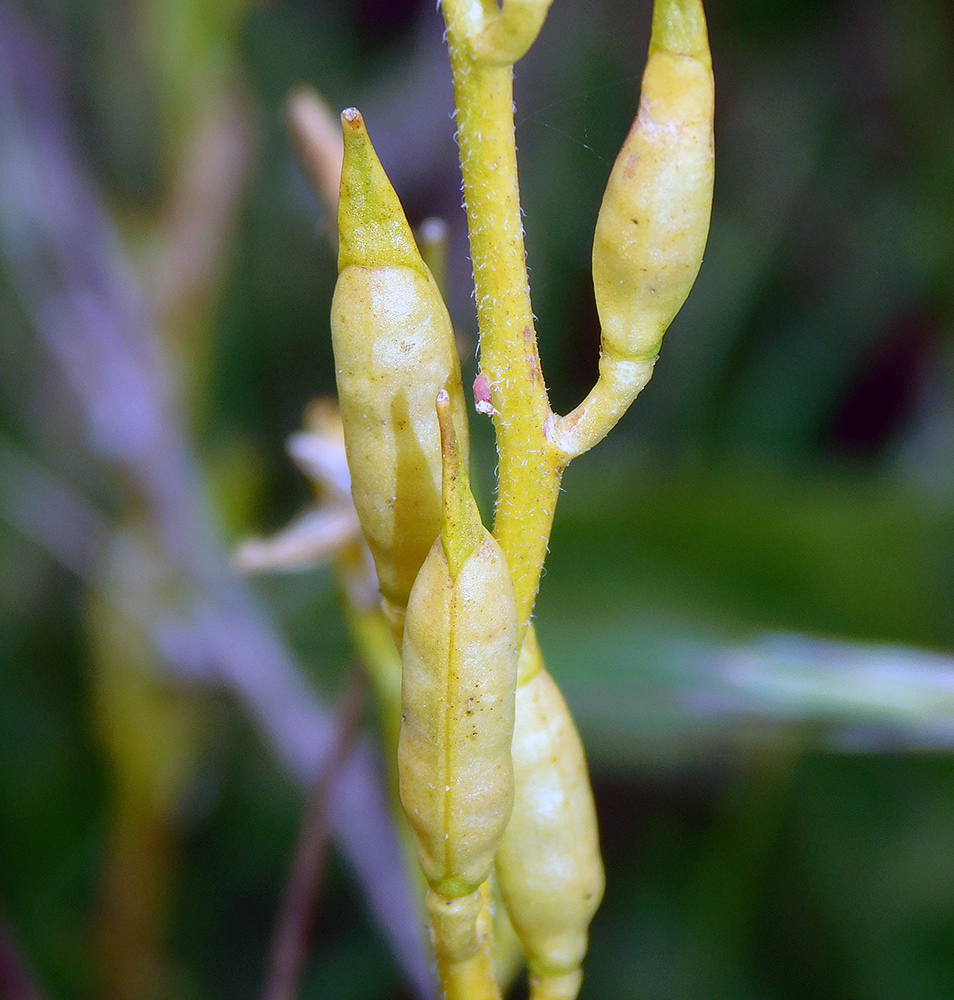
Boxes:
[495,628,604,1000]
[331,108,469,625]
[592,0,714,366]
[398,391,519,901]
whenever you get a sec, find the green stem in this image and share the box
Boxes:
[442,4,563,632]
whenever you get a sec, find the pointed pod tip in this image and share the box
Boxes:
[340,108,368,147]
[437,387,482,579]
[436,389,457,477]
[336,108,425,274]
[649,0,710,66]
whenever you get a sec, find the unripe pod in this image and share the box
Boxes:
[495,628,604,1000]
[398,392,519,900]
[592,0,714,364]
[331,109,469,619]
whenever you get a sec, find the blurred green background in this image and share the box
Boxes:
[3,0,954,997]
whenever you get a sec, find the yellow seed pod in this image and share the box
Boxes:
[331,108,469,621]
[495,628,605,1000]
[398,391,519,901]
[591,0,714,365]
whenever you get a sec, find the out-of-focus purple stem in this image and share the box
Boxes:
[0,5,434,996]
[0,907,44,1000]
[263,666,370,1000]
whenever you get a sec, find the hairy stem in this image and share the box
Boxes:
[442,1,563,633]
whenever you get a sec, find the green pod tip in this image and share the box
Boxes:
[337,108,427,276]
[436,389,482,579]
[649,0,710,68]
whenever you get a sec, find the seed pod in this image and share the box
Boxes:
[398,391,519,901]
[591,0,714,365]
[331,108,469,623]
[495,628,605,1000]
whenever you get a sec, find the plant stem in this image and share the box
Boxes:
[442,4,564,632]
[436,937,502,1000]
[262,666,369,1000]
[0,908,44,1000]
[429,884,502,1000]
